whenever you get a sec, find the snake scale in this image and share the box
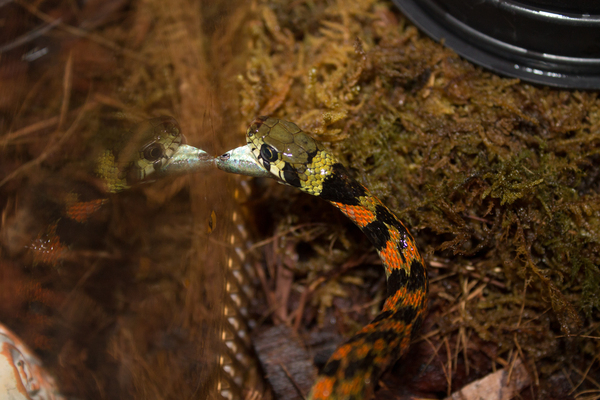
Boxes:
[232,116,429,399]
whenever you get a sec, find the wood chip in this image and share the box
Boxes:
[445,359,531,400]
[253,325,317,400]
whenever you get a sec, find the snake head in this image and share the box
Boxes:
[245,117,336,196]
[121,117,185,185]
[96,117,215,192]
[216,117,339,197]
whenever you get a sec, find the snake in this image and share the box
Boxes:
[226,116,429,399]
[31,116,213,265]
[24,114,428,399]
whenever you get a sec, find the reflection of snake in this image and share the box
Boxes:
[32,117,202,265]
[245,117,429,399]
[96,116,186,193]
[15,117,213,398]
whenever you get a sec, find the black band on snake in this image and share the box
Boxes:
[232,116,429,399]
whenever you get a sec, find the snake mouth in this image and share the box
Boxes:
[216,145,272,179]
[153,144,217,179]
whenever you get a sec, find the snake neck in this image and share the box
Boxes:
[309,162,428,400]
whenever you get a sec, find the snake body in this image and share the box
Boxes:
[245,116,429,399]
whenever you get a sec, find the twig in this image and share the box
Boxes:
[16,0,148,63]
[279,363,307,400]
[0,93,89,188]
[569,358,600,395]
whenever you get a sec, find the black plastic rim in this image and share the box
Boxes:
[392,0,600,89]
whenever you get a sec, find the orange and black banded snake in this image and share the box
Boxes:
[218,116,429,399]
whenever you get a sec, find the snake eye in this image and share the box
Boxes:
[260,144,278,162]
[143,143,164,161]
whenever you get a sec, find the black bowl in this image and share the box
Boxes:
[393,0,600,89]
